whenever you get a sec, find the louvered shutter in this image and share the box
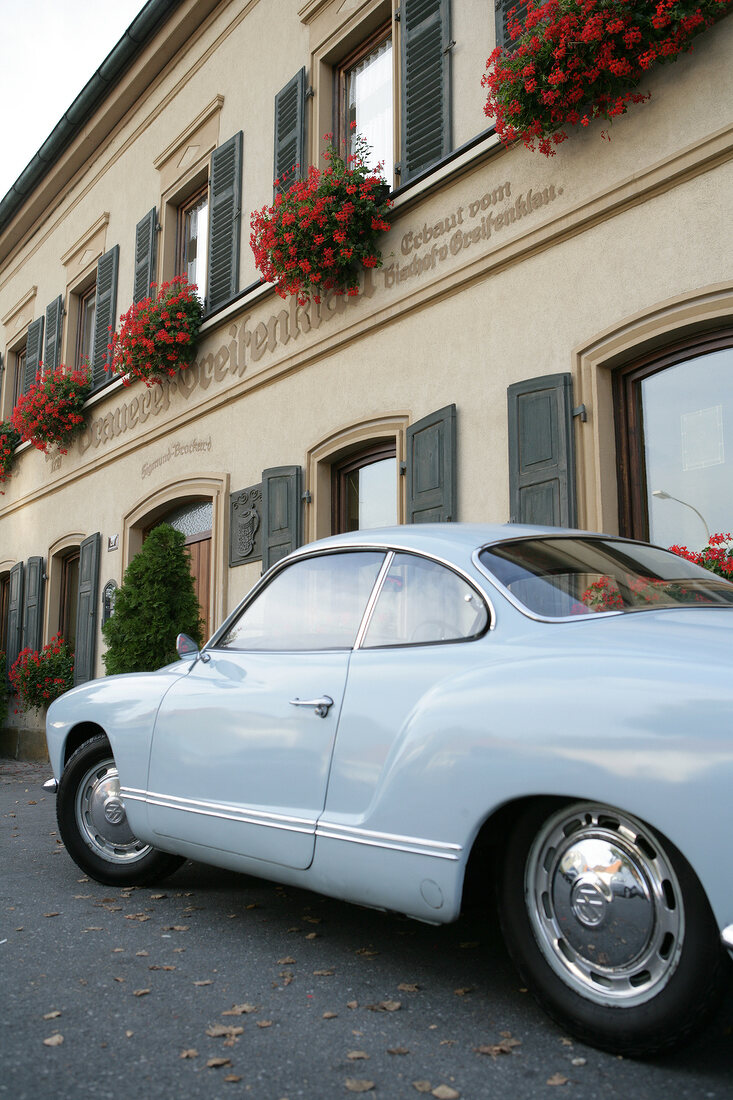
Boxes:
[74,532,101,686]
[406,404,456,523]
[43,295,64,373]
[6,562,24,680]
[22,556,45,654]
[91,245,119,389]
[24,317,44,392]
[507,374,577,527]
[207,132,243,313]
[133,207,158,304]
[494,0,530,51]
[400,0,452,183]
[274,68,307,197]
[262,466,302,572]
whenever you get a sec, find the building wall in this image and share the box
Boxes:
[1,0,732,719]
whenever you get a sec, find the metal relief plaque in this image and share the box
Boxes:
[229,484,263,566]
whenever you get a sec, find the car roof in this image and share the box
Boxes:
[288,522,597,566]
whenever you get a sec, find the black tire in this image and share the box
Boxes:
[57,734,184,887]
[499,800,729,1056]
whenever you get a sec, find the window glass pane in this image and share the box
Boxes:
[61,554,80,652]
[347,36,393,185]
[363,553,488,647]
[14,349,26,403]
[220,551,384,651]
[183,194,209,296]
[342,456,397,531]
[480,537,733,617]
[162,500,213,538]
[642,348,733,551]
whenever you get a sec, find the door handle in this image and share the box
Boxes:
[289,695,334,718]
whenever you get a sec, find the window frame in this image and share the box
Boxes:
[59,549,81,652]
[75,283,97,372]
[613,326,733,540]
[13,345,27,406]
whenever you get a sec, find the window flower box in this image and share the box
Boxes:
[11,366,90,454]
[107,275,203,388]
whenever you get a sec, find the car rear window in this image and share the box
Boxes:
[479,537,733,619]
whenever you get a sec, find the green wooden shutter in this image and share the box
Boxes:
[406,404,456,523]
[43,295,64,373]
[91,245,119,389]
[133,207,158,304]
[74,532,101,686]
[24,317,44,392]
[262,465,302,571]
[494,0,529,51]
[6,562,24,680]
[507,374,577,527]
[400,0,452,183]
[207,131,243,313]
[22,556,45,654]
[273,68,307,197]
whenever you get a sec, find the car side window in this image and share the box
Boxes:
[219,551,385,651]
[362,553,488,647]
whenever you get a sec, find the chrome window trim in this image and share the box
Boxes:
[353,550,395,650]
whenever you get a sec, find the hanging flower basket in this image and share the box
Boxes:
[250,129,392,304]
[11,366,90,455]
[0,421,20,492]
[9,633,74,713]
[483,0,733,155]
[669,532,733,578]
[107,275,203,388]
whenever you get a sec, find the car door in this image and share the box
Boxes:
[147,550,385,869]
[321,551,491,843]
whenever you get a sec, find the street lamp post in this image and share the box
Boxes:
[651,489,711,543]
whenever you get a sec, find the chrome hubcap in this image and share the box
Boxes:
[526,804,684,1006]
[75,758,151,864]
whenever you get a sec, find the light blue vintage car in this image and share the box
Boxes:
[45,524,733,1055]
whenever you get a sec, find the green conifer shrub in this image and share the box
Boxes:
[102,524,203,675]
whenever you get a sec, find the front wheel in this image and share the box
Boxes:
[57,734,184,886]
[500,801,728,1056]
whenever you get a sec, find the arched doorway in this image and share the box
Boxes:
[149,500,213,640]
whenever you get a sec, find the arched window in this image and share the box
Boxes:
[614,328,733,550]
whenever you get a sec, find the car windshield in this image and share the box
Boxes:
[479,537,733,619]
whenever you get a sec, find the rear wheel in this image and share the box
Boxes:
[57,734,184,886]
[500,801,728,1056]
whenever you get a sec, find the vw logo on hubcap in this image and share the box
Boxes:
[103,796,126,826]
[570,874,609,927]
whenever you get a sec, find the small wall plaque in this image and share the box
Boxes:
[102,580,118,624]
[107,534,119,552]
[229,484,262,566]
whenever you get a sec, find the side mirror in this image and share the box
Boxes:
[176,633,200,659]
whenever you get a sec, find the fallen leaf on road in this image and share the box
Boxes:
[125,1031,134,1038]
[278,956,296,965]
[133,989,151,997]
[571,1057,586,1066]
[180,1049,198,1059]
[346,1001,358,1010]
[257,1020,273,1028]
[398,983,419,992]
[547,1074,568,1086]
[413,1083,432,1094]
[43,913,60,918]
[43,1011,61,1020]
[313,969,334,976]
[347,1051,369,1060]
[135,950,149,956]
[206,1057,231,1068]
[453,987,473,996]
[43,1034,64,1047]
[305,932,319,940]
[345,1080,374,1093]
[222,1003,258,1016]
[474,1036,521,1058]
[206,1025,244,1039]
[83,927,103,932]
[224,1075,242,1083]
[369,1000,401,1012]
[388,1047,409,1055]
[125,913,150,922]
[323,1012,338,1019]
[149,965,176,971]
[164,925,189,931]
[194,980,213,986]
[432,1088,460,1099]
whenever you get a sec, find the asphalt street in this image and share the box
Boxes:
[2,758,732,1100]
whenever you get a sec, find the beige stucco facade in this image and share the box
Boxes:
[1,0,732,755]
